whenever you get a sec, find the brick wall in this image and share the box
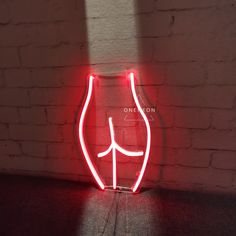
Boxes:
[0,0,236,193]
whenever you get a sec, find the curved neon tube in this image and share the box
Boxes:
[98,117,143,189]
[129,72,151,193]
[78,75,105,190]
[109,118,117,189]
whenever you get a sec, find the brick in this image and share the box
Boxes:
[0,141,21,155]
[86,108,106,127]
[0,107,19,123]
[0,124,9,139]
[192,130,236,151]
[1,156,87,176]
[107,108,136,127]
[162,166,232,188]
[0,71,4,87]
[100,161,140,180]
[0,1,10,23]
[123,126,146,146]
[101,144,144,164]
[175,149,211,167]
[137,13,171,37]
[31,69,62,88]
[19,107,47,124]
[87,126,123,146]
[118,162,142,180]
[172,7,236,35]
[208,62,236,85]
[21,45,83,67]
[0,89,29,106]
[87,16,135,41]
[31,67,88,88]
[21,142,47,157]
[137,64,165,85]
[212,110,236,129]
[9,125,62,142]
[89,39,153,64]
[95,86,135,107]
[0,156,46,172]
[135,86,159,111]
[212,151,236,170]
[125,127,191,148]
[59,67,89,87]
[59,21,87,44]
[5,69,32,87]
[154,107,174,128]
[154,35,236,62]
[90,64,131,78]
[92,145,112,161]
[134,0,155,13]
[149,147,176,165]
[233,175,236,189]
[174,108,210,129]
[47,106,77,124]
[88,14,170,40]
[158,86,236,109]
[165,63,205,86]
[0,26,29,46]
[10,0,71,23]
[85,0,137,18]
[29,87,84,106]
[85,0,154,18]
[145,165,161,182]
[122,108,144,127]
[152,128,191,148]
[44,159,88,176]
[48,143,75,159]
[155,0,234,10]
[61,124,76,142]
[26,24,61,46]
[0,48,19,68]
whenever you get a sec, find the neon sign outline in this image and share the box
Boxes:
[78,75,105,190]
[78,72,151,193]
[129,72,151,193]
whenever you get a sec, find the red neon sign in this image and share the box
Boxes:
[78,72,151,193]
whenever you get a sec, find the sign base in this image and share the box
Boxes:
[104,185,139,194]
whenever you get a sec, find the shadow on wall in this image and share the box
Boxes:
[0,0,93,182]
[135,0,170,186]
[135,0,236,190]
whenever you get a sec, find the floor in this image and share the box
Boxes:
[0,175,236,236]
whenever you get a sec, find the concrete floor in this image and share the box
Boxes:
[0,175,236,236]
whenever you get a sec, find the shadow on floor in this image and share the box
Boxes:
[0,174,236,236]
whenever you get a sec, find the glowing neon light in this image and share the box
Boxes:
[97,117,143,189]
[78,75,105,190]
[129,72,151,193]
[78,72,151,193]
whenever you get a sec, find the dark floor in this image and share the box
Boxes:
[0,175,236,236]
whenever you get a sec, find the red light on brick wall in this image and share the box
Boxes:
[78,72,151,193]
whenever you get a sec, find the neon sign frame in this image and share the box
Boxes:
[78,72,151,193]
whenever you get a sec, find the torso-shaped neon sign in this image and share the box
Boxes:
[78,72,151,193]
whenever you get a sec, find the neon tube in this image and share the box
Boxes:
[98,117,143,189]
[78,75,105,190]
[129,72,151,193]
[109,117,117,189]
